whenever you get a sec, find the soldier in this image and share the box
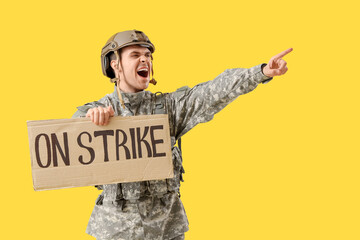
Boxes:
[72,30,292,240]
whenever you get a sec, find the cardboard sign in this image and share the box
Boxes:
[27,114,173,191]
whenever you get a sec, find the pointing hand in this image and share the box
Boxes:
[262,48,293,77]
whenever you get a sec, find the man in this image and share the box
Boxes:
[72,30,292,240]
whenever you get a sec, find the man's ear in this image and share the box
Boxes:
[110,60,119,71]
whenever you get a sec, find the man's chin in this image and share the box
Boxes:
[138,78,150,87]
[135,81,149,91]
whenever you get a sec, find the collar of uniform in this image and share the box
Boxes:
[112,85,146,106]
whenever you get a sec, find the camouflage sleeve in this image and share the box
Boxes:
[169,63,272,139]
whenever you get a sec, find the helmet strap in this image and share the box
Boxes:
[149,63,157,85]
[114,50,125,109]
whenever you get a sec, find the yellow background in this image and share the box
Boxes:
[1,0,359,239]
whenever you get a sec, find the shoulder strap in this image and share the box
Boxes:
[153,89,184,154]
[153,92,167,115]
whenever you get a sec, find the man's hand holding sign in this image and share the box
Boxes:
[86,105,115,126]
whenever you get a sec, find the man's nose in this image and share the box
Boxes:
[140,55,147,62]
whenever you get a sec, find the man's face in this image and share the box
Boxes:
[113,45,152,93]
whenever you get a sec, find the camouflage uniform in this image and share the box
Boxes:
[72,64,272,240]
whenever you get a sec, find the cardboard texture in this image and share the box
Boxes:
[27,114,173,191]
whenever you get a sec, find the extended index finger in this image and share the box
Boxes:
[273,48,293,60]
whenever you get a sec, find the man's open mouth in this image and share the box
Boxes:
[137,68,149,78]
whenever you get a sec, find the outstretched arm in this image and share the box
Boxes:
[169,48,293,139]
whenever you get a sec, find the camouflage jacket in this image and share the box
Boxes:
[72,64,272,240]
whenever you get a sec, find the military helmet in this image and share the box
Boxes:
[101,30,155,79]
